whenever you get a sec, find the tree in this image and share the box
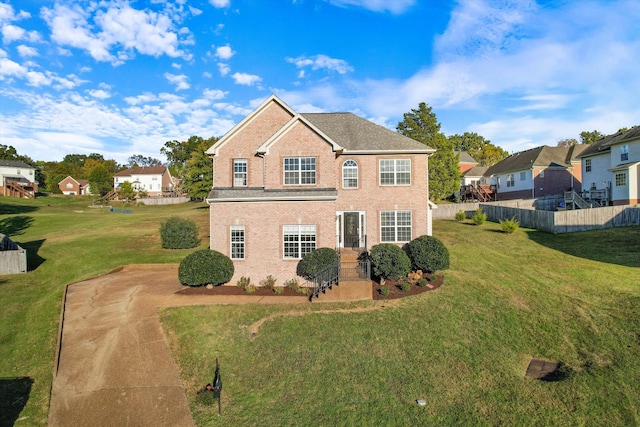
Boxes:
[448,132,508,167]
[127,155,163,168]
[88,163,113,196]
[182,138,217,200]
[579,130,604,145]
[161,136,206,177]
[118,181,136,200]
[397,103,460,200]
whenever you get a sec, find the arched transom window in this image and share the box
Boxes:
[342,160,358,188]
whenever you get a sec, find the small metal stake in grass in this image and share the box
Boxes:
[213,358,222,415]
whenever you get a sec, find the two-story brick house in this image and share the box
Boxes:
[58,176,91,195]
[205,95,435,283]
[579,127,640,206]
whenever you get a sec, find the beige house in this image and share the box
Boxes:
[205,95,435,284]
[113,166,173,197]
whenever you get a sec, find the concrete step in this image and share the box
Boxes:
[312,279,372,302]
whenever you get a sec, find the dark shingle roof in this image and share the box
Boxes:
[579,126,640,158]
[0,160,33,169]
[457,151,478,164]
[206,187,337,202]
[113,166,167,177]
[463,166,488,177]
[301,113,434,153]
[485,145,582,176]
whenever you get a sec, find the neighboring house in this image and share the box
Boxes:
[0,160,38,198]
[113,166,173,197]
[484,145,587,200]
[579,127,640,206]
[205,94,435,283]
[58,176,91,195]
[457,151,478,174]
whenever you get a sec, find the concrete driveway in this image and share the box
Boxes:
[47,264,306,427]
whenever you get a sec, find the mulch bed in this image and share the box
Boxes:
[176,273,444,300]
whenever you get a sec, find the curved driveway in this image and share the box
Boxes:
[48,264,306,427]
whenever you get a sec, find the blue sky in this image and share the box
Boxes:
[1,0,639,165]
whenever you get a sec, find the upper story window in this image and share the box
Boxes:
[539,170,545,178]
[342,160,358,189]
[233,159,247,187]
[66,183,73,189]
[379,159,411,186]
[519,171,527,181]
[16,170,21,174]
[585,158,592,172]
[506,174,515,187]
[621,145,629,161]
[284,157,316,185]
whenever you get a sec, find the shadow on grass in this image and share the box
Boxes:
[0,216,34,236]
[0,377,33,427]
[527,227,640,268]
[0,204,39,215]
[21,239,46,271]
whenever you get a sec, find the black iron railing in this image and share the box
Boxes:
[310,261,340,300]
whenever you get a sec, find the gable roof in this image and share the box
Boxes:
[485,145,583,176]
[301,112,434,154]
[457,151,478,164]
[463,165,489,177]
[579,126,640,158]
[113,166,168,177]
[0,160,33,169]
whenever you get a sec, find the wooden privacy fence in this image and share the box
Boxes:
[480,204,640,234]
[0,234,27,274]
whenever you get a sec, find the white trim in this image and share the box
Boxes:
[336,211,366,248]
[230,225,245,260]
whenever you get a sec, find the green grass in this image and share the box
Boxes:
[161,220,640,426]
[1,195,639,426]
[0,195,210,426]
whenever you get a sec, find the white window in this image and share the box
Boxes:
[284,157,316,185]
[539,170,545,178]
[615,173,626,187]
[380,211,412,242]
[621,145,629,161]
[233,159,247,187]
[283,225,316,259]
[520,171,527,181]
[506,174,515,187]
[66,183,73,189]
[342,160,358,188]
[230,226,245,259]
[585,158,592,172]
[379,159,411,185]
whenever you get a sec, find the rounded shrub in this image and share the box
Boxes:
[178,249,234,286]
[370,243,411,280]
[296,247,339,279]
[407,235,450,273]
[160,216,199,249]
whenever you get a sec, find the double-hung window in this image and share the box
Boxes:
[284,157,316,185]
[379,159,411,185]
[283,225,316,259]
[233,159,247,187]
[506,174,515,187]
[585,158,592,172]
[520,171,527,181]
[621,145,629,162]
[380,211,412,242]
[342,160,358,188]
[230,226,245,259]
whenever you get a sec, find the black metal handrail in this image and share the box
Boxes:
[309,261,340,300]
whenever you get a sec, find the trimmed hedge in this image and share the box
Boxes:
[160,216,199,249]
[178,249,234,286]
[407,235,450,273]
[297,247,339,279]
[370,243,411,280]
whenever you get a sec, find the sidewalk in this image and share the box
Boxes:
[47,265,307,427]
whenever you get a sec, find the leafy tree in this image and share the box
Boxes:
[448,132,508,167]
[161,136,207,177]
[182,137,217,200]
[118,181,136,200]
[127,154,163,168]
[397,103,460,201]
[579,130,604,145]
[88,163,113,196]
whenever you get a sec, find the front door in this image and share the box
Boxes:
[344,212,359,249]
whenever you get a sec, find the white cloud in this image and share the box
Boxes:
[41,2,190,65]
[215,44,234,60]
[286,54,354,74]
[189,6,203,16]
[203,89,226,100]
[88,89,111,99]
[209,0,230,8]
[164,72,190,90]
[231,72,262,86]
[217,62,230,76]
[327,0,416,14]
[16,45,38,57]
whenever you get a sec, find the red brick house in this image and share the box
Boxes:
[58,176,91,195]
[205,95,435,284]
